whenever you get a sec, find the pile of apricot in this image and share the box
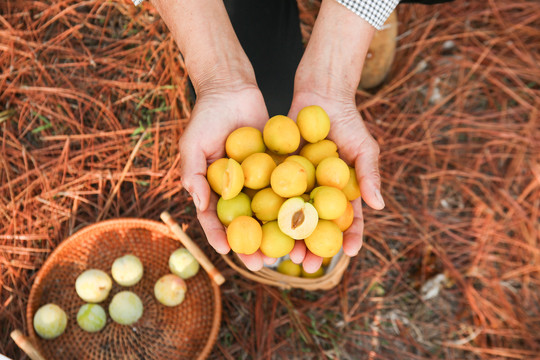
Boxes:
[206,106,360,269]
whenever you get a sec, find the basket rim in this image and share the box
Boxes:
[27,217,222,360]
[222,252,350,291]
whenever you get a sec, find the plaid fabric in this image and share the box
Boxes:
[336,0,399,29]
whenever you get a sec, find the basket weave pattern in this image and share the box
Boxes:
[27,219,221,360]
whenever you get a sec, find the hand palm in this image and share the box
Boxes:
[287,92,383,272]
[179,88,270,270]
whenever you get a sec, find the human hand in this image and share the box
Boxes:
[286,92,385,273]
[282,0,381,273]
[179,87,274,271]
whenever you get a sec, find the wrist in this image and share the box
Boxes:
[186,52,257,97]
[294,0,375,101]
[151,0,257,96]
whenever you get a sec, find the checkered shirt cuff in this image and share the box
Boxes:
[336,0,399,29]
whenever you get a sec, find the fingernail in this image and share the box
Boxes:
[192,193,201,211]
[375,189,385,209]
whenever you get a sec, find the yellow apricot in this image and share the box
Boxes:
[221,158,244,200]
[276,259,302,277]
[301,267,325,278]
[226,216,262,255]
[241,152,276,190]
[299,139,339,166]
[270,161,307,198]
[260,221,295,258]
[206,158,228,195]
[251,188,285,222]
[225,127,265,163]
[332,201,354,231]
[310,186,348,220]
[285,155,316,192]
[304,220,343,258]
[277,197,319,240]
[341,167,361,200]
[296,105,331,143]
[263,115,300,155]
[316,157,350,189]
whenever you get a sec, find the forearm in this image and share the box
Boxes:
[294,0,375,101]
[151,0,256,95]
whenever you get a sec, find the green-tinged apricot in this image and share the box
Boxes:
[77,304,106,333]
[217,192,252,226]
[270,161,307,198]
[285,155,316,192]
[33,304,68,339]
[169,248,200,279]
[225,127,265,163]
[109,291,143,325]
[299,139,339,166]
[332,201,354,231]
[206,158,229,195]
[263,115,300,154]
[316,157,350,189]
[221,158,244,200]
[227,216,262,255]
[75,269,112,303]
[277,197,318,239]
[111,254,143,287]
[276,259,302,277]
[154,274,187,307]
[310,186,348,220]
[304,220,343,258]
[251,188,285,222]
[260,221,295,258]
[341,167,361,200]
[301,267,325,278]
[241,153,276,190]
[296,105,331,143]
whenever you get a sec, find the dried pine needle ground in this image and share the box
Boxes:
[1,0,539,359]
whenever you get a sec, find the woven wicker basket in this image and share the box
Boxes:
[25,218,221,360]
[222,252,350,291]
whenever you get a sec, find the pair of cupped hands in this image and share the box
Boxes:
[178,85,385,274]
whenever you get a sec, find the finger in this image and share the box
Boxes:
[263,255,278,266]
[342,196,364,256]
[302,250,323,273]
[289,240,307,264]
[179,133,212,212]
[355,138,385,210]
[196,192,230,254]
[237,251,264,271]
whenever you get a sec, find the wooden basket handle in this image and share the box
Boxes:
[160,212,225,286]
[10,330,46,360]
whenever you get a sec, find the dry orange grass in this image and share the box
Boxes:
[1,0,539,359]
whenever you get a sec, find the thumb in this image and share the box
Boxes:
[180,143,211,212]
[355,138,385,210]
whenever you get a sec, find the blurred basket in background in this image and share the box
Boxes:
[222,252,350,291]
[22,218,221,360]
